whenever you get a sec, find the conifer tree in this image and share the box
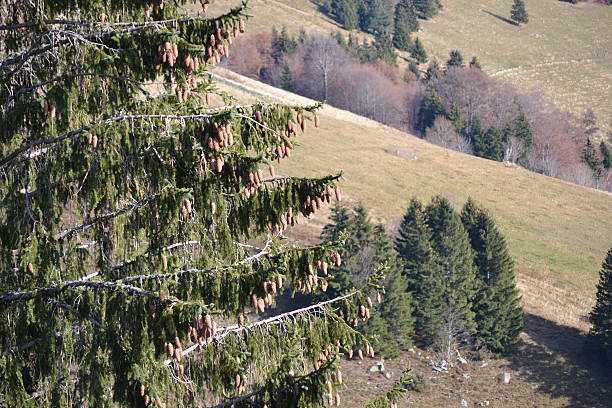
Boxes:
[322,205,414,357]
[362,226,415,357]
[469,116,485,154]
[407,61,421,80]
[424,58,442,82]
[417,90,446,134]
[600,141,611,169]
[461,200,523,354]
[410,37,428,63]
[332,0,360,30]
[0,1,380,406]
[425,197,477,334]
[589,247,612,363]
[448,101,465,135]
[281,64,294,92]
[393,0,419,51]
[511,0,529,24]
[469,56,482,69]
[366,0,394,33]
[414,0,439,19]
[482,126,505,161]
[583,138,602,172]
[395,198,445,345]
[446,50,464,68]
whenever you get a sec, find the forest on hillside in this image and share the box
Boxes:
[222,0,612,192]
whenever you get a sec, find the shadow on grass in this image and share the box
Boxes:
[508,313,612,408]
[482,10,518,26]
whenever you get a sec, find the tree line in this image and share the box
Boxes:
[318,197,524,359]
[223,28,612,192]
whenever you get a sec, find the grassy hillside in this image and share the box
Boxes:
[197,0,612,133]
[212,68,612,407]
[213,67,612,332]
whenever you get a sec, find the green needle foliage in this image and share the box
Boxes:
[461,199,523,354]
[321,204,414,357]
[589,247,612,364]
[0,1,381,406]
[393,0,419,52]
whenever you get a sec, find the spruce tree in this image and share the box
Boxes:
[411,37,428,63]
[447,50,465,68]
[0,2,379,406]
[448,101,465,135]
[511,0,529,24]
[589,247,612,363]
[333,0,360,30]
[461,200,523,354]
[425,197,478,334]
[407,61,422,80]
[469,116,485,155]
[395,198,445,345]
[483,126,505,162]
[366,0,393,33]
[424,58,442,82]
[393,0,419,51]
[417,89,446,134]
[582,138,602,172]
[281,64,294,92]
[362,226,415,357]
[469,56,482,69]
[322,206,415,356]
[373,28,398,66]
[414,0,439,19]
[600,141,611,169]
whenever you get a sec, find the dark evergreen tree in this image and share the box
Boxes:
[461,200,523,354]
[373,28,398,66]
[468,116,485,154]
[366,0,393,33]
[589,247,612,364]
[271,26,297,63]
[363,226,415,357]
[322,205,415,355]
[410,37,428,63]
[414,0,439,19]
[446,49,464,68]
[582,139,602,172]
[417,89,446,134]
[407,61,421,80]
[393,0,419,51]
[395,199,434,280]
[425,197,478,334]
[469,56,482,69]
[511,0,529,24]
[600,141,611,169]
[395,199,445,345]
[280,64,294,92]
[582,108,599,138]
[0,2,370,406]
[511,108,533,164]
[482,126,505,161]
[332,0,361,30]
[424,58,442,82]
[448,101,465,135]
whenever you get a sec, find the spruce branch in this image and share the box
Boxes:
[0,6,249,77]
[163,291,359,366]
[0,104,277,168]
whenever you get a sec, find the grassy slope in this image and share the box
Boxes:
[200,0,612,133]
[214,68,612,332]
[213,69,612,407]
